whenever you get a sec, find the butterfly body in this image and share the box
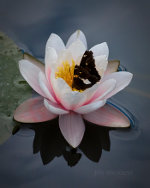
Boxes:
[72,51,101,91]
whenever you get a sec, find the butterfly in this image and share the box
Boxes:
[72,50,101,91]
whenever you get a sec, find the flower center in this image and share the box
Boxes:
[55,60,76,90]
[55,51,101,92]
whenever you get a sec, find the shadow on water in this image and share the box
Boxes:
[28,119,111,167]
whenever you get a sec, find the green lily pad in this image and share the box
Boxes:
[0,32,32,145]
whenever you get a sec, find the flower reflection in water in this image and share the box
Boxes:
[30,118,111,166]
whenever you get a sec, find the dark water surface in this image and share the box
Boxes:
[0,0,150,187]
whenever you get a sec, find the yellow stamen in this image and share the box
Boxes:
[55,60,76,90]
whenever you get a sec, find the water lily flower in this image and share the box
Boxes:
[14,30,133,148]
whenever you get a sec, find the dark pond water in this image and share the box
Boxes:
[0,0,150,187]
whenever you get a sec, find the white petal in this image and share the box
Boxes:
[45,33,65,55]
[23,52,45,73]
[95,55,108,77]
[101,71,133,99]
[59,112,85,148]
[68,39,86,61]
[44,99,69,115]
[45,47,58,79]
[19,60,47,98]
[90,42,109,59]
[88,79,116,102]
[38,71,56,103]
[66,30,87,49]
[82,83,99,102]
[76,54,82,65]
[61,91,86,110]
[51,75,86,110]
[56,49,73,67]
[74,100,106,114]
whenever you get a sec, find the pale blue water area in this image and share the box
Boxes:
[0,0,150,187]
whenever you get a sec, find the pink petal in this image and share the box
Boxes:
[83,104,130,127]
[19,60,47,98]
[86,79,116,104]
[59,112,85,148]
[38,71,56,103]
[44,99,69,115]
[74,100,106,114]
[101,71,133,99]
[51,76,87,110]
[14,97,57,123]
[104,60,120,75]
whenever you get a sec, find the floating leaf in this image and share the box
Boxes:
[0,32,32,144]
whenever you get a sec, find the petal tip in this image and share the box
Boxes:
[120,118,131,128]
[70,142,80,148]
[13,109,28,123]
[103,41,108,45]
[66,136,83,148]
[13,112,21,122]
[66,30,87,49]
[113,120,130,128]
[129,72,133,79]
[59,113,85,148]
[124,72,133,85]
